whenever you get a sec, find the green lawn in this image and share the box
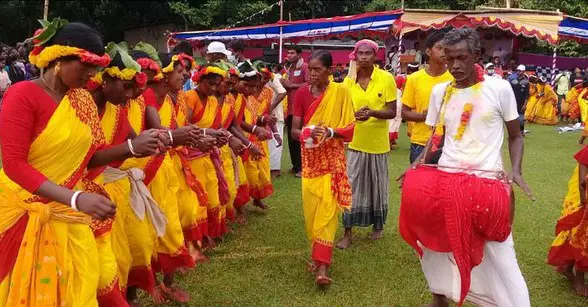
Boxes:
[148,123,587,306]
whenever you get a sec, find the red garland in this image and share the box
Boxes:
[78,51,111,67]
[229,67,239,76]
[137,58,160,72]
[191,66,206,83]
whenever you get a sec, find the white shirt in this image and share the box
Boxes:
[425,78,519,178]
[267,74,287,122]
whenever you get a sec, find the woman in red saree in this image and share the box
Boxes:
[0,21,155,307]
[290,51,354,286]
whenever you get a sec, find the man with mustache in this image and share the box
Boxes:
[399,28,534,307]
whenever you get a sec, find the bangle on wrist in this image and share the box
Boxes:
[273,132,280,136]
[252,125,258,133]
[327,127,335,139]
[167,130,174,145]
[246,142,253,149]
[127,139,139,156]
[260,116,265,124]
[203,128,207,136]
[70,191,83,211]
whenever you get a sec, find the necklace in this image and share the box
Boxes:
[41,74,66,99]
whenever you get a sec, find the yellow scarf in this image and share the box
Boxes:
[306,82,355,128]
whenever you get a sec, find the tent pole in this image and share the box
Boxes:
[396,33,403,75]
[279,0,284,64]
[550,45,557,86]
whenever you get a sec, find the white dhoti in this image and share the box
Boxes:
[419,234,530,307]
[269,120,285,171]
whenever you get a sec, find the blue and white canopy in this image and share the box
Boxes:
[558,16,588,43]
[171,10,402,42]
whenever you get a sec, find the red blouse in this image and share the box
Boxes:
[0,81,59,193]
[143,88,159,110]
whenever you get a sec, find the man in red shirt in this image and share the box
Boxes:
[281,45,309,177]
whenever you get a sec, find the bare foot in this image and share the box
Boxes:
[556,265,574,281]
[204,235,216,249]
[253,199,268,210]
[236,213,247,225]
[371,229,384,240]
[336,235,352,249]
[427,294,449,307]
[167,284,190,303]
[128,299,142,307]
[573,283,588,297]
[315,265,332,288]
[151,284,170,304]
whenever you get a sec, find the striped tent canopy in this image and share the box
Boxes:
[559,16,588,43]
[394,8,563,44]
[169,10,402,43]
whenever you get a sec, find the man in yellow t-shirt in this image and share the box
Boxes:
[337,40,397,249]
[401,31,454,163]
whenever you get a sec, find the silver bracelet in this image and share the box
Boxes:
[252,125,258,133]
[167,130,174,145]
[127,139,139,156]
[246,142,253,149]
[70,191,82,211]
[327,127,335,139]
[203,128,207,136]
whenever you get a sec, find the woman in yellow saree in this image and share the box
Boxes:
[290,51,354,287]
[228,70,252,224]
[0,21,126,307]
[87,46,169,306]
[185,65,232,240]
[548,145,588,296]
[526,76,559,125]
[141,53,209,303]
[236,62,275,210]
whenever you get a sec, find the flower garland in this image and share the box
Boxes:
[431,64,485,152]
[191,66,227,83]
[137,57,160,72]
[104,66,138,81]
[161,55,180,73]
[177,53,197,71]
[29,45,111,69]
[259,67,274,80]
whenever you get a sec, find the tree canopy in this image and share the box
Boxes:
[0,0,585,55]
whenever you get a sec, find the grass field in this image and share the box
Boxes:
[149,123,588,307]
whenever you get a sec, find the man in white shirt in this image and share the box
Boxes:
[267,67,287,177]
[399,28,534,307]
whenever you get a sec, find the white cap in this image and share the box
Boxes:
[539,76,547,83]
[485,63,494,69]
[516,64,526,71]
[207,41,232,56]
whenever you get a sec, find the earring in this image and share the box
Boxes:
[54,62,61,76]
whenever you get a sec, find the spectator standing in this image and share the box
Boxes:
[510,65,530,134]
[6,49,24,84]
[555,70,571,120]
[281,45,309,177]
[0,55,11,105]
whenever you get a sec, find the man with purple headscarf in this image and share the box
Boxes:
[336,39,398,249]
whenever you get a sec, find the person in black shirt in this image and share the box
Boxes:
[6,49,25,84]
[510,66,530,134]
